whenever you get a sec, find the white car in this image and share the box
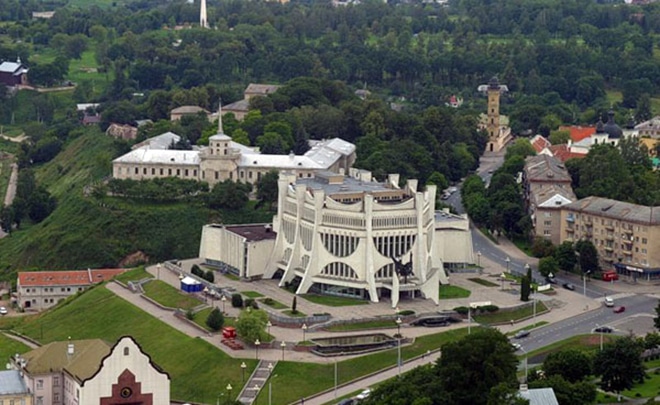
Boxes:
[0,306,7,315]
[356,388,371,400]
[511,342,521,351]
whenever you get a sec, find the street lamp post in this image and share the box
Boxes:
[157,263,161,280]
[468,306,471,335]
[267,321,272,336]
[583,270,591,297]
[395,317,402,375]
[301,323,308,343]
[334,357,338,398]
[519,346,529,383]
[501,272,506,290]
[226,384,232,402]
[280,341,286,360]
[255,339,261,360]
[241,362,247,383]
[532,287,537,326]
[505,257,510,275]
[221,295,226,313]
[596,324,604,351]
[267,363,273,405]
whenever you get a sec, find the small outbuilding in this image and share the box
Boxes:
[180,276,203,293]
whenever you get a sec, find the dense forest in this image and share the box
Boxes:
[1,0,660,273]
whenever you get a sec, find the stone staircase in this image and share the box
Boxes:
[237,360,277,404]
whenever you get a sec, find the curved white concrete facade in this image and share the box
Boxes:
[266,170,449,307]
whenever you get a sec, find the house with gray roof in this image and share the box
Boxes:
[0,370,31,404]
[560,196,660,281]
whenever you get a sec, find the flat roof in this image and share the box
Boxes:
[297,174,395,195]
[225,224,277,242]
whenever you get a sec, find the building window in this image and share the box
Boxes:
[151,168,155,175]
[642,238,648,244]
[543,230,551,235]
[193,170,197,177]
[544,221,551,226]
[124,347,129,356]
[215,171,219,180]
[143,168,147,175]
[134,167,138,174]
[176,169,180,176]
[185,169,189,176]
[36,397,43,405]
[37,379,43,389]
[168,169,172,175]
[160,168,164,175]
[248,172,252,179]
[54,393,59,403]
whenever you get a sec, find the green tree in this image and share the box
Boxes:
[292,296,298,314]
[256,132,286,154]
[0,206,13,235]
[575,240,600,273]
[594,336,645,395]
[520,276,531,302]
[232,129,250,146]
[531,237,555,258]
[236,308,268,343]
[543,349,592,383]
[549,130,570,145]
[426,171,449,191]
[538,257,559,278]
[437,328,519,405]
[505,139,536,161]
[256,170,279,209]
[364,365,446,405]
[206,307,225,331]
[553,242,577,272]
[207,180,250,210]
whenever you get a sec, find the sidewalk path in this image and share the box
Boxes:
[303,351,441,405]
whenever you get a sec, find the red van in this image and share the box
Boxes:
[602,271,619,282]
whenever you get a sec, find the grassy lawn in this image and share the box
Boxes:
[223,273,240,281]
[506,322,548,336]
[595,391,617,404]
[301,294,369,307]
[191,308,237,332]
[0,333,31,364]
[467,278,499,287]
[283,310,307,318]
[325,319,398,332]
[242,291,264,298]
[525,334,617,363]
[622,370,660,398]
[253,328,471,405]
[142,280,202,310]
[114,267,153,284]
[473,301,547,325]
[12,285,258,404]
[259,298,288,310]
[439,285,471,299]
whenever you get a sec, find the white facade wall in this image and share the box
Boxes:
[265,174,445,307]
[17,285,86,311]
[79,338,169,405]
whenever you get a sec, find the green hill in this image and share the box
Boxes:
[10,285,256,403]
[0,129,272,280]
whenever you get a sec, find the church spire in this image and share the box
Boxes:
[217,100,223,134]
[200,0,208,28]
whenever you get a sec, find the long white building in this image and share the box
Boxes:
[112,119,356,186]
[200,169,474,307]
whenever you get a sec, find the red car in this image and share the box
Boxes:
[613,306,626,313]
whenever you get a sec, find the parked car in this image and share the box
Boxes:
[0,306,7,316]
[356,389,371,400]
[562,283,575,291]
[447,186,458,194]
[514,330,530,339]
[337,399,355,405]
[604,297,614,307]
[441,193,451,200]
[613,306,626,313]
[594,326,614,333]
[511,342,522,350]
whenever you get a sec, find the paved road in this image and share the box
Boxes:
[514,293,657,354]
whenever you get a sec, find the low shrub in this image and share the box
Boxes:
[231,293,243,308]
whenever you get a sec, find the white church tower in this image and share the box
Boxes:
[200,0,208,28]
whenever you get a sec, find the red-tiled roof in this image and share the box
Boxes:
[530,135,551,153]
[548,144,586,162]
[18,269,127,287]
[559,126,596,142]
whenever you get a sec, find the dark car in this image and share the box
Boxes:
[337,399,355,405]
[545,277,557,285]
[514,330,531,339]
[412,316,451,327]
[594,326,614,333]
[562,283,575,291]
[613,306,626,313]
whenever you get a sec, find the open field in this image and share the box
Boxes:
[10,285,257,404]
[0,333,31,364]
[143,279,202,310]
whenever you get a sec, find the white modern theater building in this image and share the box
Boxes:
[200,169,474,307]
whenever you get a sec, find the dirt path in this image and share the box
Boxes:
[0,132,29,143]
